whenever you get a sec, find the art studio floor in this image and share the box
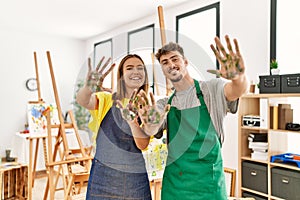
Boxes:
[31,174,160,200]
[32,174,87,200]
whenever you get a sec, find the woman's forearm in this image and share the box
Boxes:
[128,121,150,150]
[76,85,96,110]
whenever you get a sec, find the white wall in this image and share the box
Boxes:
[85,0,271,194]
[221,0,270,167]
[0,29,85,156]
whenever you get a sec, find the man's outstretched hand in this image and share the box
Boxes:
[208,35,245,80]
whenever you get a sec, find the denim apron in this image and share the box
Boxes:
[161,80,227,200]
[86,106,152,200]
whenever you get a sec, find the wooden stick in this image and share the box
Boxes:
[47,110,54,200]
[46,51,70,156]
[157,5,172,96]
[158,6,167,46]
[33,52,43,101]
[111,70,114,92]
[68,110,87,157]
[31,138,39,187]
[151,53,160,96]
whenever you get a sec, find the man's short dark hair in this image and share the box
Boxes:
[155,42,184,62]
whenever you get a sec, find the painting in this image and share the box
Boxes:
[224,167,236,197]
[27,102,59,135]
[142,133,168,180]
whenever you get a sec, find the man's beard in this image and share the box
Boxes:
[170,74,183,82]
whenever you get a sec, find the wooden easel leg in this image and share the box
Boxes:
[41,137,49,200]
[32,138,40,187]
[65,175,74,200]
[0,171,2,200]
[43,166,56,200]
[28,138,33,200]
[43,177,49,200]
[49,166,55,200]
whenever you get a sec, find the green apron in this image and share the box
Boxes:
[161,80,227,200]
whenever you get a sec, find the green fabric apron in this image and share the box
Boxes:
[161,80,227,200]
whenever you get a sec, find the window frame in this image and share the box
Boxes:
[127,24,155,93]
[176,2,220,70]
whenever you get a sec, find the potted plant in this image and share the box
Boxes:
[270,59,280,75]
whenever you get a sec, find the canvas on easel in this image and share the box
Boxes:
[27,52,60,135]
[27,102,59,135]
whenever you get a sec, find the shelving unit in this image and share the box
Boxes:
[238,93,300,200]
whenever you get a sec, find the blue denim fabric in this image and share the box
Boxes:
[86,106,151,200]
[95,106,147,173]
[86,159,152,200]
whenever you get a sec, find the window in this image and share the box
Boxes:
[94,39,113,89]
[271,0,300,149]
[271,0,300,74]
[176,3,220,81]
[128,24,155,93]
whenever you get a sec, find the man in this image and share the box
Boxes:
[139,35,248,199]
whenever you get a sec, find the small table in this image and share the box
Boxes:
[0,161,28,200]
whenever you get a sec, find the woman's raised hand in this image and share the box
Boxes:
[135,90,170,136]
[86,56,116,92]
[117,89,170,136]
[117,89,139,122]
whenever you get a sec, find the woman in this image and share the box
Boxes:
[76,54,152,200]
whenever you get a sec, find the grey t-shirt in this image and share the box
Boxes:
[156,78,239,143]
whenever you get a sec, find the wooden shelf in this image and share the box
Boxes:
[238,93,300,199]
[241,156,268,164]
[241,187,268,197]
[269,162,300,172]
[270,195,286,200]
[242,93,300,98]
[241,126,268,131]
[269,129,300,134]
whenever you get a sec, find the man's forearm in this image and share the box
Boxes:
[232,74,249,98]
[232,74,249,96]
[226,74,249,101]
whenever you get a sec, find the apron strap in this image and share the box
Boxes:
[167,79,205,105]
[167,90,175,104]
[194,79,205,106]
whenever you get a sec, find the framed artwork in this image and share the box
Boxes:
[224,167,236,197]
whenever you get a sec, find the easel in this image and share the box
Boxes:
[27,51,46,200]
[42,51,92,200]
[26,51,91,199]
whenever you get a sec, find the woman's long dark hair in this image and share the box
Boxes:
[112,54,149,102]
